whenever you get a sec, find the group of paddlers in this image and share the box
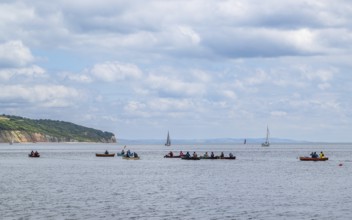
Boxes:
[29,150,40,157]
[166,151,235,159]
[310,151,325,159]
[120,148,139,158]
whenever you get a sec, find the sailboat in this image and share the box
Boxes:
[244,139,247,144]
[165,131,171,146]
[261,126,270,147]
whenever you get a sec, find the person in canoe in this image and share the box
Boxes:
[126,149,132,157]
[310,152,318,158]
[121,149,125,155]
[34,151,39,157]
[179,151,184,157]
[133,152,139,158]
[220,152,224,158]
[185,151,191,158]
[229,153,234,158]
[168,151,174,157]
[30,150,34,156]
[319,151,325,158]
[193,152,198,158]
[203,152,209,158]
[210,152,215,158]
[105,150,109,155]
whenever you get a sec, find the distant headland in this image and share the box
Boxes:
[0,115,116,143]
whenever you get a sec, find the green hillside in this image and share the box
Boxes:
[0,115,116,143]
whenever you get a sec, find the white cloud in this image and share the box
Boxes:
[90,61,142,82]
[60,71,93,83]
[304,68,336,82]
[271,111,287,117]
[221,90,237,99]
[148,98,194,112]
[0,65,45,81]
[178,26,201,45]
[146,74,206,97]
[191,69,211,82]
[318,82,331,90]
[0,41,34,67]
[0,84,80,107]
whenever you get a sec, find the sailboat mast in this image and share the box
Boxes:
[266,126,270,142]
[165,131,171,146]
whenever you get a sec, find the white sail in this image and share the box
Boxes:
[261,126,270,147]
[165,131,171,146]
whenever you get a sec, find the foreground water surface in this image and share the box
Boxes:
[0,143,351,219]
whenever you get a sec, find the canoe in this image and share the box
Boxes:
[96,153,115,157]
[123,156,140,160]
[28,154,40,158]
[220,156,236,160]
[299,157,328,161]
[181,157,200,160]
[199,156,220,159]
[116,153,125,156]
[164,155,182,158]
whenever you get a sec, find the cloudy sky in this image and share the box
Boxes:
[1,0,352,142]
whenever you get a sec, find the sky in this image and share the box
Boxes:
[1,0,352,142]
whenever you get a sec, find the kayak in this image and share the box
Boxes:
[182,157,200,160]
[123,156,140,160]
[116,153,125,156]
[96,153,115,157]
[299,157,328,161]
[28,154,40,158]
[164,155,182,158]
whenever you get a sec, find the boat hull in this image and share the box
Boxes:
[123,156,140,160]
[96,153,115,157]
[116,153,125,156]
[200,156,236,160]
[299,157,328,161]
[182,157,200,160]
[164,155,181,158]
[28,154,40,158]
[220,157,236,160]
[200,156,220,159]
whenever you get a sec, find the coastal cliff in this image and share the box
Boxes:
[0,115,116,143]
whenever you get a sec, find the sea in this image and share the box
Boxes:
[0,143,351,220]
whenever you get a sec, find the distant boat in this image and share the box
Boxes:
[261,126,270,147]
[165,131,171,146]
[9,139,13,145]
[244,139,246,144]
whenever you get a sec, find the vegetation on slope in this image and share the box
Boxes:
[0,115,116,142]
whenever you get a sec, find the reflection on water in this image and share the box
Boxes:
[0,143,351,219]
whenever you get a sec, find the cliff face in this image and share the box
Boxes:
[0,130,117,143]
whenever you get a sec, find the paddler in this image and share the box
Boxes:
[319,151,325,158]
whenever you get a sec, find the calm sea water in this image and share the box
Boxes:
[0,143,351,219]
